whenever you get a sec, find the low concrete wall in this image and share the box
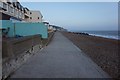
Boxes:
[2,32,54,79]
[2,35,42,79]
[2,35,42,59]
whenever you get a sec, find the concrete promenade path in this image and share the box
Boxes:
[11,32,110,78]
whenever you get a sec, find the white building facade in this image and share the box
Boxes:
[0,0,30,21]
[29,10,43,23]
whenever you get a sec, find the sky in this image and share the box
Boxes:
[19,0,119,2]
[21,2,118,31]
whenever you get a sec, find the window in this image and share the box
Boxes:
[30,12,32,14]
[38,17,39,19]
[19,12,22,18]
[16,10,18,17]
[8,6,14,14]
[0,2,3,8]
[30,17,32,19]
[10,6,14,13]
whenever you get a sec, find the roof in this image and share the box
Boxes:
[30,10,43,17]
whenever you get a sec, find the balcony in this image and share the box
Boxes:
[18,11,22,18]
[7,0,13,4]
[15,10,19,18]
[23,7,30,18]
[0,2,7,11]
[8,5,14,15]
[25,7,29,11]
[2,2,7,11]
[16,2,20,9]
[24,13,29,18]
[19,4,23,11]
[21,13,24,19]
[13,2,17,7]
[7,2,12,4]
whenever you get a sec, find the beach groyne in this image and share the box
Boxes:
[69,32,89,36]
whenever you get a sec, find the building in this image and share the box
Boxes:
[51,25,67,31]
[0,0,43,23]
[0,0,48,39]
[0,0,30,21]
[48,25,54,30]
[29,10,43,23]
[43,21,49,26]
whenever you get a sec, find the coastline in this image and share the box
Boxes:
[62,31,119,78]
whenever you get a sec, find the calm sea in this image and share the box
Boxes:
[78,31,120,40]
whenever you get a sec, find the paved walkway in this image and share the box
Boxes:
[11,32,110,78]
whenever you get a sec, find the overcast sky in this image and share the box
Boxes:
[21,2,118,31]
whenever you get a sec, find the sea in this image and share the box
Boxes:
[75,31,120,40]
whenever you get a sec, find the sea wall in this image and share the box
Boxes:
[2,35,42,79]
[2,32,54,79]
[2,35,42,59]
